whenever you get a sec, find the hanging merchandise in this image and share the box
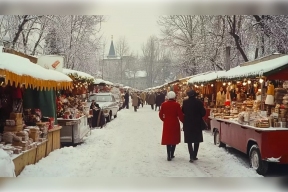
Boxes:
[265,81,274,105]
[225,86,231,106]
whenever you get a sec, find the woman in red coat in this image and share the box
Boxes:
[159,91,184,161]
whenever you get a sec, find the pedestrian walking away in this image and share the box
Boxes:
[155,91,162,111]
[148,91,156,110]
[159,91,184,161]
[124,91,130,109]
[131,92,139,112]
[182,90,206,163]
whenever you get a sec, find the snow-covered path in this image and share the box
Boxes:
[19,105,262,177]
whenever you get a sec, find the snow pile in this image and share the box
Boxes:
[0,149,15,177]
[267,157,281,162]
[135,71,147,78]
[125,71,147,79]
[62,68,94,80]
[0,51,72,82]
[19,107,262,177]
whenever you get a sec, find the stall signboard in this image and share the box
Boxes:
[37,55,64,72]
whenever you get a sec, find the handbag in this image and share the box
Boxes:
[201,118,208,130]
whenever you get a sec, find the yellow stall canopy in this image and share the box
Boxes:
[0,50,72,91]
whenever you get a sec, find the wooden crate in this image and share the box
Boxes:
[46,132,53,156]
[35,141,47,163]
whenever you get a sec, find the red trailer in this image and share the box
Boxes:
[210,117,288,175]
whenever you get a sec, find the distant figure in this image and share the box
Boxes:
[155,92,162,111]
[123,91,130,109]
[140,92,146,108]
[159,91,184,161]
[148,92,156,110]
[145,92,150,105]
[131,92,139,112]
[182,90,206,163]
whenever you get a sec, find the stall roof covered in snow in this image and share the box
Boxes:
[219,55,288,79]
[63,68,94,80]
[188,71,226,84]
[104,81,114,85]
[0,49,72,82]
[94,78,105,84]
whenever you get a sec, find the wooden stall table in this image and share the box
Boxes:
[35,140,48,163]
[12,146,37,176]
[46,126,62,156]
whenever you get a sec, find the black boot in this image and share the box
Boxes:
[171,145,176,159]
[166,145,172,161]
[188,143,194,162]
[193,143,199,160]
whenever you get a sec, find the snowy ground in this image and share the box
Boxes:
[19,105,262,177]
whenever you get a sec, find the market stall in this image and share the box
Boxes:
[204,54,288,175]
[58,68,94,145]
[0,47,72,176]
[188,71,227,126]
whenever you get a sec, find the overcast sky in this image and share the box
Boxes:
[101,14,162,56]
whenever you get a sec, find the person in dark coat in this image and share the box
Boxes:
[124,91,129,109]
[90,100,105,128]
[159,91,184,161]
[155,92,162,111]
[182,90,206,163]
[161,91,166,105]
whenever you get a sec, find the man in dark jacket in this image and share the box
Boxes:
[155,92,162,111]
[182,90,206,163]
[124,91,129,109]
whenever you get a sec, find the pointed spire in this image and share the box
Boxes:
[107,35,116,58]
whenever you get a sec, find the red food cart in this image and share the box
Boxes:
[210,117,288,175]
[206,54,288,175]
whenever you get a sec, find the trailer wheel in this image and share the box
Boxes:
[249,144,269,175]
[214,129,226,147]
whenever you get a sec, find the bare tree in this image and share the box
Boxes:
[142,36,158,87]
[115,36,130,83]
[158,15,228,75]
[9,15,43,49]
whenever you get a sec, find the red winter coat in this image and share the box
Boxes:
[159,99,184,145]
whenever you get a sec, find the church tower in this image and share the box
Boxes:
[107,35,116,58]
[103,35,121,83]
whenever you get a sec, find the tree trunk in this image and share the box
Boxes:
[12,15,29,49]
[255,47,259,59]
[229,32,249,62]
[31,31,44,55]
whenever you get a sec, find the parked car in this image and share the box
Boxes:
[87,93,119,122]
[112,93,123,111]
